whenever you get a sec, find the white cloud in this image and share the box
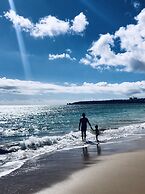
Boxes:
[80,8,145,73]
[133,1,140,9]
[65,48,72,54]
[4,10,32,31]
[48,53,76,61]
[4,10,88,38]
[31,16,70,38]
[125,0,141,10]
[0,77,145,98]
[70,12,89,33]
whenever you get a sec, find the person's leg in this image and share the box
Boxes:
[96,134,98,142]
[95,130,99,142]
[96,134,99,142]
[81,130,86,141]
[81,130,84,141]
[84,130,86,141]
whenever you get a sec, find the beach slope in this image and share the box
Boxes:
[36,150,145,194]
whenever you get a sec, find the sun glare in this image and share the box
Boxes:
[8,0,31,80]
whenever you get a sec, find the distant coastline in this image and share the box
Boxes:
[67,97,145,105]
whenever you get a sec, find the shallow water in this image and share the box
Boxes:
[0,103,145,177]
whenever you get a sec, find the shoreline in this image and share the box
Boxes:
[36,150,145,194]
[0,145,100,194]
[1,137,145,194]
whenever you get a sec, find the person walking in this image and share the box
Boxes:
[79,113,93,141]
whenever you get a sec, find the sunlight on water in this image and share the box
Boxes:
[0,104,145,177]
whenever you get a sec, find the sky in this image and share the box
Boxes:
[0,0,145,104]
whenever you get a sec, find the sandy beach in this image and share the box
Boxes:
[36,150,145,194]
[1,139,145,194]
[0,146,100,194]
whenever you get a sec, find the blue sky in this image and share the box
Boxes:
[0,0,145,104]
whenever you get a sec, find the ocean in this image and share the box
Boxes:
[0,103,145,177]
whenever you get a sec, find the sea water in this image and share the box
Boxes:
[0,103,145,177]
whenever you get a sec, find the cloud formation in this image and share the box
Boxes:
[0,77,145,98]
[132,1,140,9]
[48,53,76,61]
[80,8,145,73]
[4,10,89,38]
[70,12,89,33]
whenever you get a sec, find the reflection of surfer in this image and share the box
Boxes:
[79,113,93,141]
[95,125,100,143]
[82,147,90,160]
[97,144,101,155]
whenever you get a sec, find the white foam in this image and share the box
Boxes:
[0,161,23,178]
[102,122,145,143]
[1,122,145,178]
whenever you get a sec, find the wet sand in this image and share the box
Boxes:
[0,145,101,194]
[1,139,145,194]
[36,150,145,194]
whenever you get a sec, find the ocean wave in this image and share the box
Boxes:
[1,127,38,137]
[0,131,84,177]
[20,136,58,150]
[1,122,145,155]
[0,147,18,155]
[0,160,23,178]
[102,122,145,142]
[1,122,145,178]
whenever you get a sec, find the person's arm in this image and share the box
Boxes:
[88,119,93,130]
[79,119,81,130]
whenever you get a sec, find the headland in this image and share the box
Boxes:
[68,97,145,105]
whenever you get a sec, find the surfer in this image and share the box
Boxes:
[79,113,93,141]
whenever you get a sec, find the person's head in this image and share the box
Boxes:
[95,125,98,129]
[82,113,86,117]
